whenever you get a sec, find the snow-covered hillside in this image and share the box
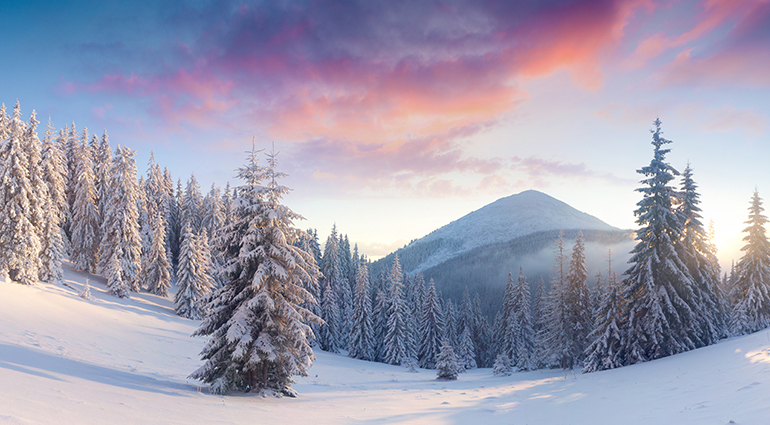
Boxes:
[1,263,769,424]
[392,190,624,273]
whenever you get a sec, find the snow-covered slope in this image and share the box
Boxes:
[1,263,769,424]
[376,190,627,275]
[422,190,617,248]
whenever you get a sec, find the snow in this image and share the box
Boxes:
[1,262,769,424]
[413,190,622,272]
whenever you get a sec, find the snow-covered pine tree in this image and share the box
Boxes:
[97,145,142,292]
[318,280,342,352]
[443,299,458,348]
[24,111,47,273]
[145,210,172,297]
[622,119,697,364]
[106,246,129,298]
[80,278,93,300]
[202,183,225,238]
[457,326,477,371]
[436,339,459,380]
[320,225,352,348]
[349,263,375,361]
[418,278,444,368]
[532,276,548,369]
[472,294,493,367]
[69,132,100,273]
[175,223,208,319]
[38,118,68,283]
[384,255,410,365]
[0,103,42,284]
[190,148,321,396]
[501,271,516,360]
[730,189,770,335]
[372,288,389,362]
[544,230,569,369]
[492,354,512,376]
[582,268,625,373]
[181,174,203,233]
[512,267,535,371]
[565,231,592,367]
[95,130,111,222]
[678,163,725,344]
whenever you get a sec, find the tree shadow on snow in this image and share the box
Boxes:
[0,343,196,397]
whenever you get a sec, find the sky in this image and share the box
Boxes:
[1,0,769,268]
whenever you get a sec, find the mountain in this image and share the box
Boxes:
[371,190,634,315]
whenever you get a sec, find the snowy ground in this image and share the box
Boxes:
[1,263,769,424]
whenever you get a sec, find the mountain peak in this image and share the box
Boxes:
[411,190,619,271]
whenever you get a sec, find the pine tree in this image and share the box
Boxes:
[145,210,172,296]
[349,263,375,361]
[443,298,458,347]
[678,163,725,344]
[622,119,697,364]
[320,226,352,348]
[565,232,592,367]
[38,119,68,283]
[730,189,770,335]
[0,103,42,284]
[181,174,203,233]
[384,255,409,365]
[69,134,100,273]
[97,145,142,292]
[512,267,535,371]
[582,272,625,373]
[106,246,129,298]
[80,279,93,300]
[436,339,459,380]
[457,326,477,370]
[418,278,444,369]
[544,230,569,369]
[318,280,341,352]
[372,288,389,362]
[175,223,213,319]
[492,354,512,376]
[190,148,320,396]
[531,276,548,369]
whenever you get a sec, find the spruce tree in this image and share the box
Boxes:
[38,118,68,283]
[436,339,459,380]
[622,119,697,364]
[582,272,625,373]
[384,255,409,365]
[106,246,129,298]
[175,223,213,319]
[418,278,444,369]
[0,104,41,284]
[457,326,477,370]
[349,263,375,361]
[372,289,390,362]
[190,148,320,395]
[678,163,725,344]
[512,267,535,371]
[492,354,512,376]
[730,189,770,335]
[318,280,342,352]
[97,145,142,292]
[531,276,548,369]
[70,135,99,273]
[145,210,172,297]
[544,230,569,369]
[565,232,592,367]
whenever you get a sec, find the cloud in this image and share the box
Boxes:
[512,156,634,185]
[61,0,641,142]
[656,0,770,87]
